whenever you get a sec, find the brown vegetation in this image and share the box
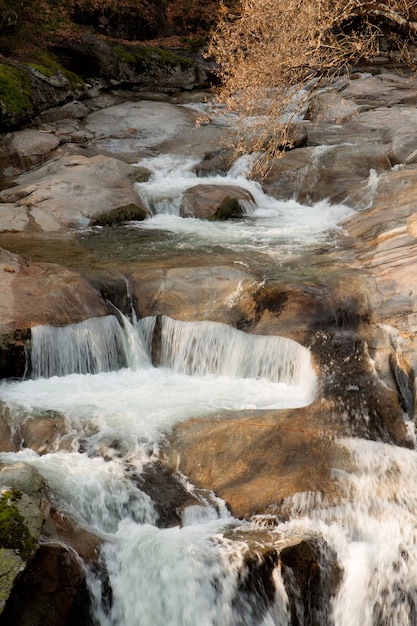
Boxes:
[208,0,417,172]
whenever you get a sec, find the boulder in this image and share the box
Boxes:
[306,91,360,123]
[261,140,389,207]
[0,246,112,347]
[339,71,417,107]
[180,184,257,219]
[132,264,257,324]
[222,527,342,625]
[0,154,148,231]
[0,204,30,232]
[3,129,60,159]
[279,536,342,626]
[50,34,208,91]
[0,464,45,614]
[342,167,417,333]
[166,404,340,520]
[386,133,417,166]
[0,545,94,626]
[0,57,85,133]
[0,129,60,178]
[85,100,194,157]
[19,413,73,455]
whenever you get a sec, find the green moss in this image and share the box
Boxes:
[0,64,32,116]
[110,42,193,73]
[0,489,37,562]
[36,51,85,91]
[0,549,23,612]
[110,44,137,64]
[27,63,55,78]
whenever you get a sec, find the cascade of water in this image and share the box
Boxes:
[157,315,317,394]
[30,314,151,378]
[273,437,417,626]
[135,153,261,217]
[0,138,368,624]
[131,153,354,263]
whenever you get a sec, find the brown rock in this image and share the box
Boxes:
[0,545,94,626]
[0,154,144,232]
[0,404,18,452]
[180,184,256,219]
[167,404,339,520]
[20,413,71,455]
[0,248,110,335]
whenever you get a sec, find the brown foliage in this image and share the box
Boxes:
[208,0,417,173]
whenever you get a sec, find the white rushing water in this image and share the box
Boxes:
[0,313,315,625]
[2,146,416,625]
[132,154,354,257]
[275,437,417,626]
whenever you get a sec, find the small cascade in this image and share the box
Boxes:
[156,315,317,393]
[273,437,417,626]
[30,314,151,378]
[135,153,260,217]
[30,313,316,396]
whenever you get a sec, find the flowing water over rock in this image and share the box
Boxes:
[1,89,417,624]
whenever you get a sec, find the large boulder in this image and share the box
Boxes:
[0,56,85,133]
[180,184,257,219]
[0,154,148,232]
[166,404,342,520]
[0,129,60,179]
[50,34,208,91]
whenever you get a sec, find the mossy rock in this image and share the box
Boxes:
[110,42,193,74]
[0,489,38,561]
[0,51,85,132]
[0,64,33,129]
[91,203,149,227]
[0,549,22,614]
[33,51,85,92]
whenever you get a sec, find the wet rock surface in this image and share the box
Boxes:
[0,462,100,624]
[1,57,417,621]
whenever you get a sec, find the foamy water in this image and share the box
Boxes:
[132,154,354,256]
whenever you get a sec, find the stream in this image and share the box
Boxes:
[1,145,416,625]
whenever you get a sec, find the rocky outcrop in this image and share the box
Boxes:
[166,405,340,520]
[0,247,110,330]
[52,34,209,92]
[0,32,212,137]
[0,55,86,133]
[0,154,148,232]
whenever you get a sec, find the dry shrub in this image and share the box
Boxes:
[209,0,417,173]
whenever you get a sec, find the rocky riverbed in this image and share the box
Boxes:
[1,55,417,623]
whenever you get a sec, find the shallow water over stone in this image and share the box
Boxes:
[2,76,417,624]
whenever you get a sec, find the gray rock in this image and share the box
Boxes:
[0,462,45,495]
[0,154,145,231]
[5,129,60,158]
[0,204,29,232]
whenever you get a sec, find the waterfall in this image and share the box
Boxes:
[3,313,320,624]
[156,315,316,391]
[30,314,317,400]
[30,314,151,378]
